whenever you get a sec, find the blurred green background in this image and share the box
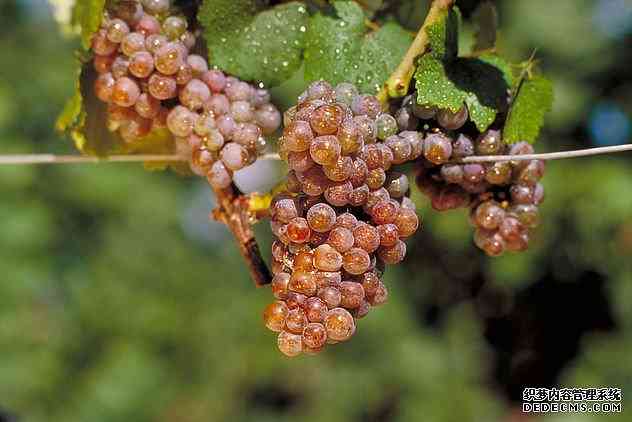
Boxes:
[0,0,631,421]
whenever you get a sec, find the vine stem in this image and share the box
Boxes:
[377,0,455,104]
[209,183,272,287]
[2,145,630,166]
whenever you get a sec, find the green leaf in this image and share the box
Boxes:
[472,1,498,52]
[72,0,107,50]
[503,75,554,143]
[304,1,413,95]
[56,60,181,170]
[425,5,460,60]
[198,1,308,87]
[414,53,513,132]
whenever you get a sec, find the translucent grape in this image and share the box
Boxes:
[306,203,336,233]
[318,286,342,308]
[395,208,419,238]
[231,100,254,122]
[155,42,183,75]
[255,104,282,135]
[476,129,503,155]
[378,224,399,247]
[129,51,154,78]
[313,244,343,272]
[206,94,231,116]
[324,181,352,207]
[327,227,354,253]
[302,322,328,351]
[288,270,317,296]
[304,298,328,323]
[324,308,355,341]
[225,80,252,102]
[351,94,381,119]
[335,213,357,230]
[180,79,211,110]
[111,56,130,79]
[369,282,388,306]
[148,73,176,100]
[377,240,406,264]
[134,92,160,118]
[121,32,145,57]
[334,82,358,105]
[142,0,171,15]
[263,301,288,332]
[385,135,412,164]
[376,113,398,140]
[216,115,236,139]
[310,135,341,166]
[271,272,291,299]
[353,223,380,253]
[135,14,161,36]
[92,29,118,55]
[360,272,380,297]
[371,200,399,225]
[220,142,249,171]
[111,76,140,107]
[474,201,505,230]
[353,115,377,144]
[201,70,227,93]
[348,184,369,207]
[349,158,368,187]
[310,105,344,136]
[277,330,303,357]
[163,16,187,40]
[94,54,115,74]
[474,228,505,257]
[207,160,232,189]
[339,281,365,309]
[343,247,371,275]
[287,217,311,244]
[462,163,486,183]
[485,161,512,185]
[94,72,116,102]
[437,105,468,130]
[285,308,309,335]
[107,18,130,43]
[145,34,167,54]
[440,164,464,184]
[272,198,298,223]
[384,172,409,199]
[166,105,195,137]
[510,204,540,228]
[424,133,452,164]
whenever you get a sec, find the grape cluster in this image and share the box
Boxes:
[263,81,421,356]
[90,0,281,188]
[395,93,545,256]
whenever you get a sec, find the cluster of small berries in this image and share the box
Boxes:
[90,0,281,187]
[263,81,421,356]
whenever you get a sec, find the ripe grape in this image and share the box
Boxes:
[324,308,355,341]
[277,330,303,357]
[437,105,468,130]
[111,76,140,107]
[264,301,289,332]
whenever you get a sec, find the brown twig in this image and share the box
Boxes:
[377,0,455,104]
[209,183,272,287]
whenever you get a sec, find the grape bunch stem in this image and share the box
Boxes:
[377,0,455,104]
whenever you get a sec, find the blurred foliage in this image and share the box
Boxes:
[0,0,631,421]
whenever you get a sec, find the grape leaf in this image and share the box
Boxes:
[472,1,498,52]
[414,53,513,132]
[503,75,554,143]
[56,61,181,170]
[72,0,107,50]
[304,1,413,95]
[198,1,308,87]
[425,5,460,60]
